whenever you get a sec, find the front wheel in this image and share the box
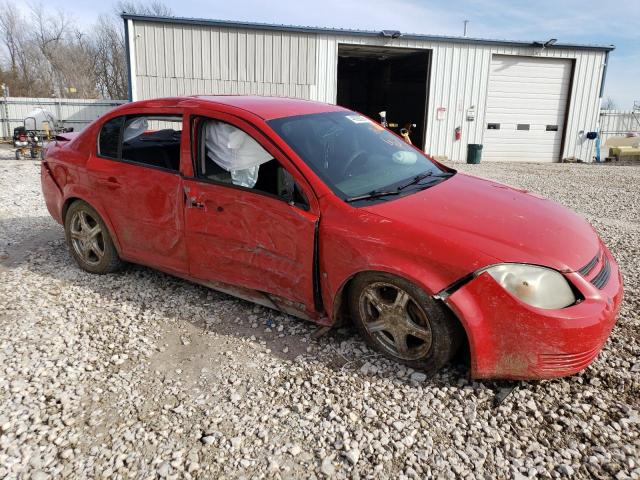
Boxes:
[64,201,123,274]
[349,272,463,376]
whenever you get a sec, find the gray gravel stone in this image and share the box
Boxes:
[320,456,336,476]
[0,155,638,478]
[157,461,170,477]
[345,448,360,465]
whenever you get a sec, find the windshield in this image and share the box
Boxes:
[268,111,453,201]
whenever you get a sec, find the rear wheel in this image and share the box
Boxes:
[349,272,462,376]
[64,201,123,274]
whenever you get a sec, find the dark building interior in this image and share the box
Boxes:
[337,45,431,148]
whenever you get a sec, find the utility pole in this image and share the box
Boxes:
[1,84,9,140]
[463,20,469,37]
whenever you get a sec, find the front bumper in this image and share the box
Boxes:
[446,245,623,380]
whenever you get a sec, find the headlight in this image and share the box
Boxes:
[484,264,576,309]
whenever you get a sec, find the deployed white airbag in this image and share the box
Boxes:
[204,120,272,187]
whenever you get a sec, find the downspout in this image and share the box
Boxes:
[123,17,136,102]
[599,51,610,99]
[595,51,610,163]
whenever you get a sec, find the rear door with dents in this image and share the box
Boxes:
[87,109,188,274]
[183,111,319,315]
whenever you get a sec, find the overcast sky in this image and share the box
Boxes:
[58,0,638,108]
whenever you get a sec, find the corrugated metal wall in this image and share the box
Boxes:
[130,19,607,162]
[313,35,606,162]
[133,21,316,100]
[0,97,126,138]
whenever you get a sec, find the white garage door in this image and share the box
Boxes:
[483,55,572,162]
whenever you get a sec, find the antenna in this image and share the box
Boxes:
[463,20,469,37]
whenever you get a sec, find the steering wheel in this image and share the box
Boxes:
[341,149,368,177]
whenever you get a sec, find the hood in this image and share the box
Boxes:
[363,173,599,273]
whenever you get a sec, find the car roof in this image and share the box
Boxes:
[195,95,347,120]
[125,95,348,120]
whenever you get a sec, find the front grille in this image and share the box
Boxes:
[578,251,600,276]
[591,255,611,289]
[577,247,611,290]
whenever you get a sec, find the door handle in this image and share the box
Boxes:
[186,195,205,209]
[183,186,205,209]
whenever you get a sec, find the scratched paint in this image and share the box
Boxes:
[41,95,624,380]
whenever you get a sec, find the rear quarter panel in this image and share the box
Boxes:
[42,126,124,254]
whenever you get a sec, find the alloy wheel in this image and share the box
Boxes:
[69,210,105,266]
[358,282,433,360]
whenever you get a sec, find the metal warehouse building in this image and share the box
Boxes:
[123,14,613,163]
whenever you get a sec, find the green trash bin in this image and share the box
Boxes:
[467,144,483,164]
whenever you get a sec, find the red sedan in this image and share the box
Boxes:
[40,96,623,379]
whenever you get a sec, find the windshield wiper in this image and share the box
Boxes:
[396,171,434,191]
[396,171,454,191]
[345,189,401,202]
[345,171,455,203]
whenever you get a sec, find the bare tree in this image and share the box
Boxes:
[117,0,173,16]
[91,15,129,99]
[30,4,82,96]
[0,5,21,75]
[602,97,617,111]
[0,3,51,96]
[90,0,172,99]
[0,0,171,99]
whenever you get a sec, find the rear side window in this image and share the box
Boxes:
[96,114,183,172]
[98,117,123,159]
[122,116,182,171]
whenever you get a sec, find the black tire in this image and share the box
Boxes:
[349,272,463,376]
[64,200,123,274]
[14,150,20,160]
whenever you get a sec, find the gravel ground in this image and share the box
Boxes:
[0,148,638,479]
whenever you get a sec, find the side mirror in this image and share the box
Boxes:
[278,168,310,211]
[278,168,295,203]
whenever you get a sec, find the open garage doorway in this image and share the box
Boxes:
[337,45,431,149]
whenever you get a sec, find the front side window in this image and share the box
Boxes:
[201,120,273,188]
[196,118,308,207]
[268,111,453,202]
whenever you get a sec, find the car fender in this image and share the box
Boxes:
[321,233,468,323]
[318,202,496,323]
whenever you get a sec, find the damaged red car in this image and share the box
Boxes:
[41,96,623,379]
